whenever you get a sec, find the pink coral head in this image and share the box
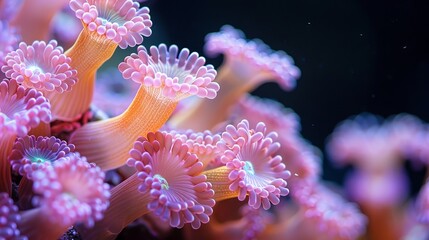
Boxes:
[127,132,215,229]
[0,79,51,137]
[217,119,291,210]
[9,135,76,179]
[1,40,77,93]
[119,44,220,101]
[327,113,423,172]
[0,193,26,240]
[345,169,409,208]
[205,25,300,91]
[69,0,152,49]
[292,181,367,240]
[31,153,110,227]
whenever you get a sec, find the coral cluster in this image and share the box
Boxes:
[0,0,428,240]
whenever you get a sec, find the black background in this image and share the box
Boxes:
[136,0,429,184]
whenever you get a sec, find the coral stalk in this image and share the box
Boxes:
[0,134,14,195]
[70,86,177,170]
[19,207,67,240]
[47,0,153,120]
[204,166,240,202]
[79,173,152,240]
[171,71,248,131]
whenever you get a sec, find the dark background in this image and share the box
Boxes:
[134,0,429,183]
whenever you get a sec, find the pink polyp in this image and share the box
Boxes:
[205,25,300,90]
[217,119,291,209]
[119,44,219,101]
[31,153,110,227]
[127,132,215,229]
[69,0,152,49]
[2,40,77,93]
[9,135,75,179]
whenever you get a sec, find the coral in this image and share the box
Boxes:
[290,182,367,240]
[205,120,290,210]
[205,25,300,91]
[119,44,219,100]
[31,153,110,228]
[229,94,321,185]
[169,25,300,131]
[129,132,215,229]
[69,44,219,171]
[327,113,423,172]
[9,135,76,209]
[0,79,51,194]
[0,21,19,69]
[81,131,214,239]
[0,193,26,240]
[46,0,152,121]
[9,135,75,178]
[19,153,110,240]
[2,40,77,93]
[2,1,428,239]
[69,0,152,49]
[10,0,69,43]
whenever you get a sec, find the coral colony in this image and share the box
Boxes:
[0,1,428,240]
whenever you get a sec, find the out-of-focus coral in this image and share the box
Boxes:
[327,113,423,172]
[92,67,140,117]
[289,182,367,240]
[52,6,82,49]
[19,153,110,240]
[0,192,27,240]
[10,0,69,43]
[205,25,300,91]
[0,20,19,79]
[327,113,428,240]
